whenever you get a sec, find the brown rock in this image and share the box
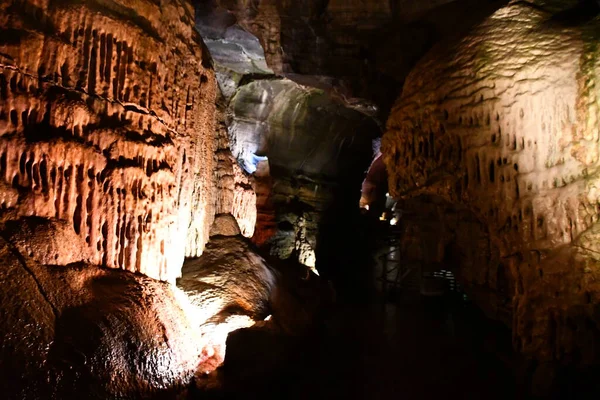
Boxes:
[178,235,276,372]
[3,217,92,265]
[0,237,203,399]
[178,236,275,320]
[381,0,600,362]
[0,0,217,281]
[210,213,242,237]
[212,97,256,240]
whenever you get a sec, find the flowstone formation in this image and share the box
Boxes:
[0,0,216,282]
[382,0,600,364]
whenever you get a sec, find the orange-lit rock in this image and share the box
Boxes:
[382,0,600,363]
[0,0,216,281]
[0,237,203,399]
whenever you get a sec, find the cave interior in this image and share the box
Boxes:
[2,0,600,398]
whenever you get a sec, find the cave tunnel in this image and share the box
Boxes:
[3,0,600,399]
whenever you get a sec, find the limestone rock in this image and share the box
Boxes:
[178,236,275,320]
[0,0,217,281]
[3,217,92,265]
[196,0,508,114]
[227,78,376,267]
[178,236,276,371]
[0,237,203,400]
[213,97,256,239]
[210,214,242,237]
[382,0,600,362]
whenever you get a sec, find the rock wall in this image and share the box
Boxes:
[0,235,204,399]
[0,0,217,281]
[213,96,256,239]
[227,78,376,269]
[382,0,600,363]
[194,0,508,116]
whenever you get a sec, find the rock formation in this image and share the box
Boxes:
[0,236,204,399]
[382,0,600,364]
[178,235,276,372]
[193,0,508,116]
[0,0,216,282]
[226,78,377,270]
[0,0,271,397]
[213,96,257,238]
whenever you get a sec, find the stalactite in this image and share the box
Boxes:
[0,0,217,282]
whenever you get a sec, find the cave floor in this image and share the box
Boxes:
[206,293,521,400]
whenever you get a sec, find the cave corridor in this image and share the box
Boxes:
[3,0,600,399]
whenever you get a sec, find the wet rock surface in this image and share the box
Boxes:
[0,223,302,399]
[0,237,203,400]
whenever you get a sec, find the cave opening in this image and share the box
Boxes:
[3,0,600,399]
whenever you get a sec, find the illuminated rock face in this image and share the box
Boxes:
[178,235,276,372]
[0,237,203,399]
[0,0,216,281]
[213,100,257,238]
[382,1,600,362]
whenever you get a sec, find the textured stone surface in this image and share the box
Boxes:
[0,222,286,398]
[179,236,275,319]
[194,5,272,99]
[178,235,276,371]
[210,213,242,237]
[3,217,92,265]
[195,0,507,116]
[226,77,376,267]
[0,0,216,281]
[213,96,256,238]
[0,237,203,400]
[382,0,600,362]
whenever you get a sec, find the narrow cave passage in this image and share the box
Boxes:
[3,1,600,399]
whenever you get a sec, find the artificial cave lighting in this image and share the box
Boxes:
[241,152,269,174]
[299,246,319,275]
[390,217,398,226]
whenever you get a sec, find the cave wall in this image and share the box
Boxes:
[227,78,376,269]
[194,0,508,117]
[0,234,204,399]
[213,96,257,239]
[0,0,217,281]
[382,0,600,363]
